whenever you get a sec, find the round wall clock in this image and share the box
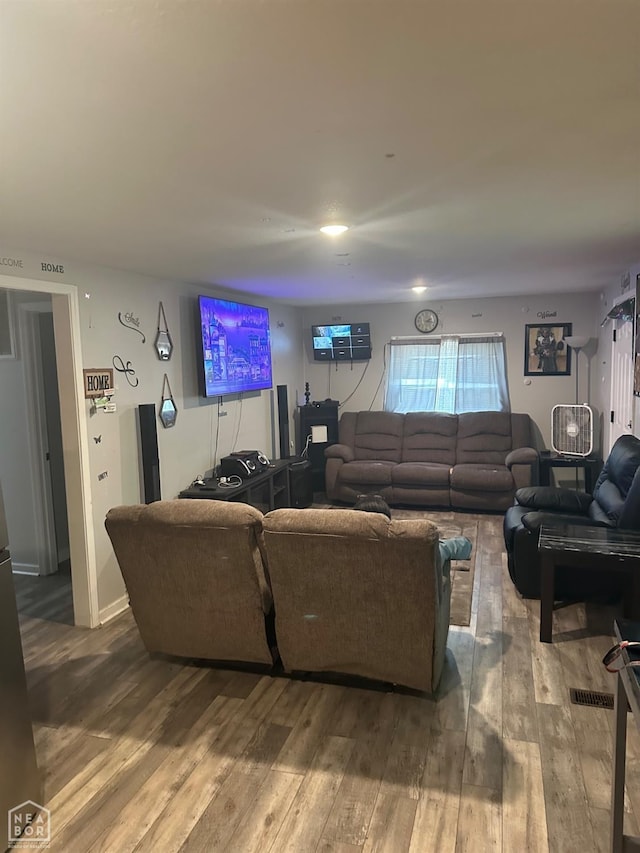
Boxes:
[414,308,439,334]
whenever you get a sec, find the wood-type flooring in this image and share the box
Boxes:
[16,512,634,852]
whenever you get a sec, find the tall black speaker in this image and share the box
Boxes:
[277,384,291,459]
[138,403,161,503]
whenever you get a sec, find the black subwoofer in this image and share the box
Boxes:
[289,459,313,508]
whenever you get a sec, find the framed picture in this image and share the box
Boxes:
[524,323,572,376]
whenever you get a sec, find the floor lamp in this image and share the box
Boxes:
[564,335,590,404]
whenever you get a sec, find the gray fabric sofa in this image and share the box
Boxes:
[105,499,451,692]
[325,410,537,511]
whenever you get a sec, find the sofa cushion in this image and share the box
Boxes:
[353,411,404,462]
[392,462,451,486]
[451,463,514,492]
[401,412,458,465]
[456,412,512,465]
[339,460,396,485]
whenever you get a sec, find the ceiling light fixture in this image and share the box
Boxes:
[320,224,349,236]
[412,285,427,293]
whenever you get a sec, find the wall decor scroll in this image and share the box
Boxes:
[155,302,173,361]
[112,355,139,387]
[159,374,177,428]
[118,311,146,342]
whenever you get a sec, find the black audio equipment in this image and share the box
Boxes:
[220,450,269,479]
[288,458,313,508]
[296,401,339,492]
[277,385,291,459]
[138,403,161,503]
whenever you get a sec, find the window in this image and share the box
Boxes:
[384,334,510,413]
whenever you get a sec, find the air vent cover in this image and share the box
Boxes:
[569,687,614,709]
[551,404,594,457]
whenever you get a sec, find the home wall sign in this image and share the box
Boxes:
[155,301,173,361]
[83,368,114,398]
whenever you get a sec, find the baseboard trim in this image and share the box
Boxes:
[99,594,130,625]
[12,563,40,576]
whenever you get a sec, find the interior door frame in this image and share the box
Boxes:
[1,275,98,627]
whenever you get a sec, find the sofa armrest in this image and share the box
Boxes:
[515,486,593,514]
[520,511,606,534]
[506,446,538,468]
[325,443,354,463]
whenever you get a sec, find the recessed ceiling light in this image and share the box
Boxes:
[320,224,349,236]
[412,285,427,293]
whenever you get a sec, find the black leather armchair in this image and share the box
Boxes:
[504,434,640,599]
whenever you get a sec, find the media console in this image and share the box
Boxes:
[179,458,311,511]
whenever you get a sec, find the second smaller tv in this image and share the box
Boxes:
[312,322,371,361]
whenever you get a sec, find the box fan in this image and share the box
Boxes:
[551,404,593,457]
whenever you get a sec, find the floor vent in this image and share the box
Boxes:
[569,687,614,709]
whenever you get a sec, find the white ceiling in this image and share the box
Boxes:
[2,1,639,305]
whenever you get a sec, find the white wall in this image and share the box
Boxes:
[0,248,304,620]
[302,292,600,449]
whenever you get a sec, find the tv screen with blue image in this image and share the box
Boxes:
[197,295,272,398]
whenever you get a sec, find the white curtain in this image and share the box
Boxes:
[384,334,510,413]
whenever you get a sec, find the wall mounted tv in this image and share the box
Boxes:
[197,295,272,398]
[311,322,371,361]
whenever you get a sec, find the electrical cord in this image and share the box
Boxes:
[368,343,388,410]
[340,360,370,409]
[218,475,243,487]
[300,434,312,459]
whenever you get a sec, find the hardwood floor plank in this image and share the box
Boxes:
[220,769,303,853]
[536,701,598,853]
[178,722,292,853]
[454,783,501,852]
[463,636,503,791]
[502,616,539,742]
[322,693,399,846]
[361,792,417,853]
[268,735,355,853]
[272,683,343,773]
[502,737,549,853]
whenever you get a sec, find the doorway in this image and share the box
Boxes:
[9,301,74,624]
[0,275,98,627]
[609,313,634,452]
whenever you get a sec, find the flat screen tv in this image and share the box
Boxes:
[197,295,272,398]
[311,322,371,361]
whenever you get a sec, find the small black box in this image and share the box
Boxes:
[289,459,313,508]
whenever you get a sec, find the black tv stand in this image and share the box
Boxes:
[179,459,292,511]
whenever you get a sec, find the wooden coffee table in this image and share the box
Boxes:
[537,524,640,643]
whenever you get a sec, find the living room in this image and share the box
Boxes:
[2,1,640,851]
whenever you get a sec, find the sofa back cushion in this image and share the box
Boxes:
[262,507,443,691]
[402,412,458,464]
[351,411,404,462]
[456,411,512,465]
[105,499,273,664]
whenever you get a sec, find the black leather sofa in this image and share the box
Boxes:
[504,434,640,599]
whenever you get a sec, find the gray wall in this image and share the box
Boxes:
[302,292,600,449]
[0,250,304,616]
